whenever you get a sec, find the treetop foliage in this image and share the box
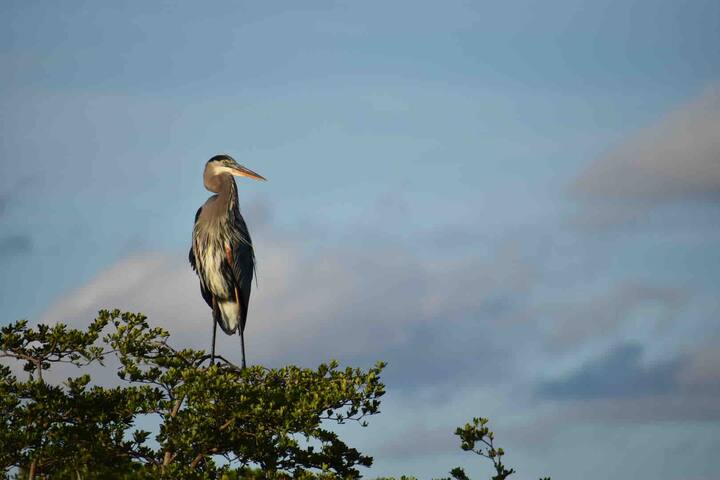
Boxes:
[1,310,548,480]
[1,310,384,478]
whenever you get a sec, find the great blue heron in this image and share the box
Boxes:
[189,154,266,368]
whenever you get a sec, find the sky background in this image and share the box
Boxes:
[1,1,719,478]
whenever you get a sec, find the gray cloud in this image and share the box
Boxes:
[26,222,720,480]
[677,340,720,394]
[538,343,683,400]
[0,234,33,257]
[33,222,708,399]
[535,339,720,421]
[571,86,720,204]
[538,392,720,424]
[569,87,720,231]
[545,282,688,350]
[37,234,533,392]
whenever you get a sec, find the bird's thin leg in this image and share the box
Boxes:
[211,298,218,366]
[212,318,218,366]
[239,328,247,370]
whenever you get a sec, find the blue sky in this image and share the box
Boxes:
[2,1,719,478]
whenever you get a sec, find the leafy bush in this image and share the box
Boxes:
[0,310,548,480]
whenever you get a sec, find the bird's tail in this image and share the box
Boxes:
[214,299,241,335]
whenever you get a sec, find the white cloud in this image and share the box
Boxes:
[572,86,720,203]
[38,232,531,379]
[570,86,720,231]
[29,223,720,479]
[37,225,709,395]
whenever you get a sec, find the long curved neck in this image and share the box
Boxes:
[215,174,238,214]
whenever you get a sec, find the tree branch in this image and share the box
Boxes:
[162,395,185,467]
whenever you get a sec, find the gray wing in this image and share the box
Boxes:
[189,206,213,308]
[228,209,255,333]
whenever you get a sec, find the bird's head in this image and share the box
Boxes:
[204,154,266,192]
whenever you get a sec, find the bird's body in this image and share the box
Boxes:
[191,177,254,334]
[189,155,266,368]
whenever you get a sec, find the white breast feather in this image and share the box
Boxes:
[201,243,228,295]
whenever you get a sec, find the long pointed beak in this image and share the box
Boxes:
[231,164,266,181]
